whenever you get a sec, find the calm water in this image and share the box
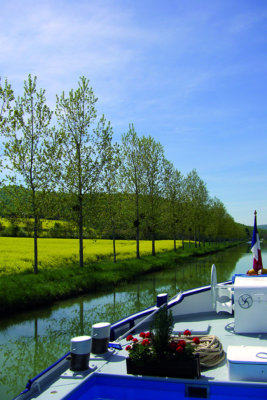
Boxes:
[1,243,266,400]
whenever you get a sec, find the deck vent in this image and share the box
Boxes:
[92,322,111,354]
[70,336,91,371]
[186,384,209,398]
[157,293,168,307]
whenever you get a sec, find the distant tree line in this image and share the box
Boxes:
[0,75,249,273]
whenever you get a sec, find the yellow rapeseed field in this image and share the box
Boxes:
[0,237,179,275]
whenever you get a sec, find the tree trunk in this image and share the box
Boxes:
[135,190,140,259]
[152,234,156,256]
[33,214,38,274]
[112,220,116,263]
[78,194,84,267]
[188,228,191,248]
[136,224,140,259]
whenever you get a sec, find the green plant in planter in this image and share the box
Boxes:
[126,305,197,366]
[125,305,200,378]
[151,304,174,358]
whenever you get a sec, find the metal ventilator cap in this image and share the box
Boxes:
[70,336,92,371]
[92,322,111,354]
[70,336,92,355]
[157,293,168,307]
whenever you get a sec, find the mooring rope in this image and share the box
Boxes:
[172,335,225,368]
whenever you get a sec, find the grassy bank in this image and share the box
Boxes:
[0,241,240,317]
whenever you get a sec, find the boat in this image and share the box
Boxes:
[13,264,267,400]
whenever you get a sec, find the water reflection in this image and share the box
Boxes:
[2,243,266,400]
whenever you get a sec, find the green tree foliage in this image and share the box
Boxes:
[141,135,165,256]
[0,77,14,133]
[121,125,145,259]
[100,137,122,262]
[1,75,248,248]
[0,77,14,181]
[206,197,228,242]
[3,75,56,273]
[55,76,113,267]
[184,169,209,247]
[163,160,186,250]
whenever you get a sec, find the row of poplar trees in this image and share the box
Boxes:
[0,75,246,273]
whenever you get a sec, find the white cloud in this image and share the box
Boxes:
[0,1,138,79]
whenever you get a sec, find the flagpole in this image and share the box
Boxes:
[251,210,263,274]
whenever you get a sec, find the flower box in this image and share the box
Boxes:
[126,353,200,379]
[125,307,201,379]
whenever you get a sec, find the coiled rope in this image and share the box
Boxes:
[173,335,225,368]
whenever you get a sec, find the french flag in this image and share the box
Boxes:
[251,210,263,273]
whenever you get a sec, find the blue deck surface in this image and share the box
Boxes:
[65,373,267,400]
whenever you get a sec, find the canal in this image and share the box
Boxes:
[1,243,265,400]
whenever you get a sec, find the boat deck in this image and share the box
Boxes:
[33,310,267,399]
[23,311,248,400]
[172,311,267,382]
[16,280,267,400]
[96,311,267,383]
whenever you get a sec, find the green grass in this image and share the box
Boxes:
[0,238,240,317]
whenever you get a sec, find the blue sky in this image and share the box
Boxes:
[1,0,267,226]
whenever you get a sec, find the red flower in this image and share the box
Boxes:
[145,332,151,338]
[141,339,150,346]
[126,345,132,351]
[177,339,186,347]
[183,329,191,336]
[139,332,146,338]
[132,338,138,343]
[193,337,200,344]
[126,335,133,341]
[169,341,177,350]
[176,345,184,353]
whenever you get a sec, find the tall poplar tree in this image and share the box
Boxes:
[163,160,185,251]
[3,74,55,273]
[121,125,145,259]
[141,135,165,256]
[101,137,121,262]
[55,76,112,267]
[184,169,209,247]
